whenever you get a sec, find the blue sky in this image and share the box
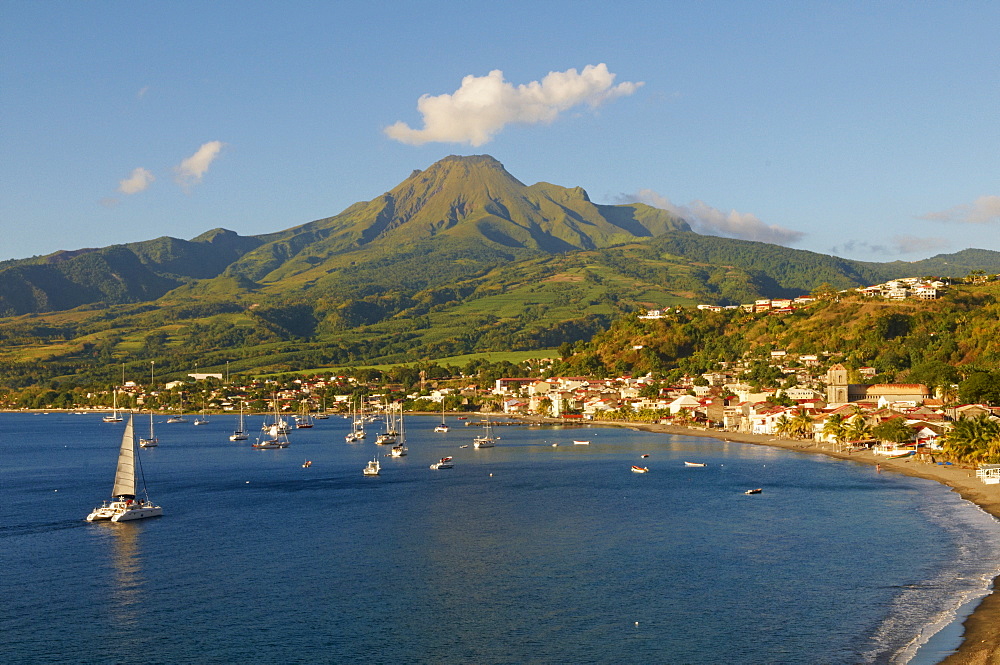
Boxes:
[2,1,998,263]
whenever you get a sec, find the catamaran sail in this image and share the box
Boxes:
[86,415,163,522]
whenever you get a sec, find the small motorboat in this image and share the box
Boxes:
[573,440,590,445]
[363,458,380,476]
[631,466,649,474]
[302,460,312,468]
[684,461,707,467]
[430,456,454,470]
[640,454,649,458]
[744,488,762,495]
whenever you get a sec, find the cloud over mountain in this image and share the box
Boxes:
[624,189,805,246]
[118,167,154,194]
[919,195,1000,225]
[385,64,642,146]
[174,141,224,187]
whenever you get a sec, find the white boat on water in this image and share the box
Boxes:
[390,412,408,457]
[253,398,290,449]
[631,465,649,474]
[573,440,590,445]
[376,401,399,444]
[229,402,248,441]
[363,458,381,476]
[103,364,126,422]
[103,389,123,423]
[430,456,454,470]
[86,415,163,522]
[434,401,449,432]
[139,410,158,448]
[684,461,707,467]
[473,415,495,448]
[314,398,330,420]
[253,424,290,449]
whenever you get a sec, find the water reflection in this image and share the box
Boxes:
[101,523,146,627]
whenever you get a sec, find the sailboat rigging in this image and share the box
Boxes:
[86,414,163,522]
[230,401,248,441]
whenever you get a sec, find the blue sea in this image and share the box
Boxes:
[3,413,1000,664]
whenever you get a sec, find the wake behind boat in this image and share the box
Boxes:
[86,415,163,522]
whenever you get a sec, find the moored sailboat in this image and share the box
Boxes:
[434,400,449,433]
[86,415,163,522]
[229,402,248,441]
[139,410,158,448]
[473,414,495,448]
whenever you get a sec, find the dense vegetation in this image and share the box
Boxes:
[2,155,999,391]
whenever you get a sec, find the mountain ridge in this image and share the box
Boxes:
[1,154,999,383]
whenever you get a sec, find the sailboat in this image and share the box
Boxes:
[354,399,367,439]
[390,408,408,457]
[295,404,314,428]
[139,410,158,447]
[229,402,248,441]
[193,401,209,426]
[103,364,126,422]
[103,389,123,422]
[473,414,496,448]
[254,397,290,448]
[376,401,399,445]
[314,397,330,419]
[167,396,186,423]
[86,415,163,522]
[346,401,361,442]
[434,400,449,433]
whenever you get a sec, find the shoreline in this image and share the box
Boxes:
[520,416,1000,665]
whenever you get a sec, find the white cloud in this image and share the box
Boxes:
[385,64,643,146]
[626,189,805,246]
[117,167,155,195]
[918,195,1000,224]
[174,141,224,187]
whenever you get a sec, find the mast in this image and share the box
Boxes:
[111,416,137,499]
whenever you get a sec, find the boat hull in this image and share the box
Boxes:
[87,500,163,522]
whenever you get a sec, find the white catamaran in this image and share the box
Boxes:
[87,415,163,522]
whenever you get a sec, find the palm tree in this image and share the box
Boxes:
[872,417,914,446]
[942,415,1000,464]
[822,413,848,451]
[774,414,794,438]
[845,416,872,447]
[790,407,815,441]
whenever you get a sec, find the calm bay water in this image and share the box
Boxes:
[3,412,1000,664]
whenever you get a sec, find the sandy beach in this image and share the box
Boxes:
[520,416,1000,665]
